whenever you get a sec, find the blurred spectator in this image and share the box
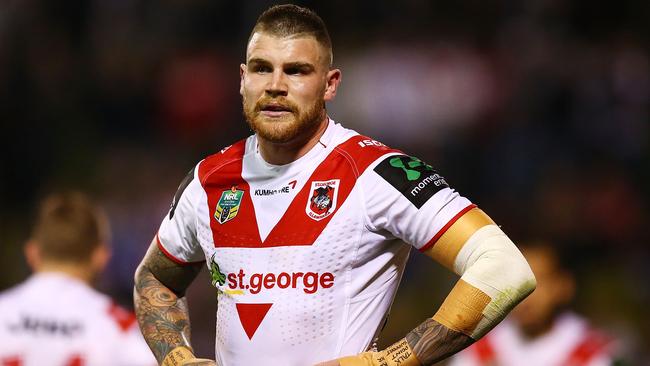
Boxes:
[448,242,624,366]
[0,192,155,366]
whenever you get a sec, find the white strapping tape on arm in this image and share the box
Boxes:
[453,224,536,339]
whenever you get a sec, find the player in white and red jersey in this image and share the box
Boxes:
[0,193,156,366]
[133,5,536,366]
[449,243,619,366]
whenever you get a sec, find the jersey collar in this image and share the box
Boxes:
[252,117,337,170]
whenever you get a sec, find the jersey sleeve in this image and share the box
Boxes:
[157,163,206,264]
[362,153,474,251]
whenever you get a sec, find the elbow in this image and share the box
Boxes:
[133,261,150,290]
[518,265,536,301]
[508,255,536,303]
[133,263,143,286]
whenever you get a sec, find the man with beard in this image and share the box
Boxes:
[133,5,536,366]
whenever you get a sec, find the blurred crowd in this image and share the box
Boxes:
[1,0,648,363]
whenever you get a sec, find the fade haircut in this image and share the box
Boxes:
[31,192,109,263]
[250,4,333,66]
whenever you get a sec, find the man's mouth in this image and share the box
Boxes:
[259,103,293,117]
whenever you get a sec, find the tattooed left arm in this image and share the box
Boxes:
[133,238,213,365]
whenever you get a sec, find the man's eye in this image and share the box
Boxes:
[286,67,311,75]
[254,66,271,73]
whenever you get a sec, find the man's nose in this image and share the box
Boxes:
[266,70,288,97]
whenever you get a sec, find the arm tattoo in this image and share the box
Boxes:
[134,240,203,364]
[405,318,474,365]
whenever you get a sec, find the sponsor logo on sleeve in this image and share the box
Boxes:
[374,155,449,208]
[169,167,195,219]
[357,138,387,148]
[214,187,244,224]
[306,179,339,221]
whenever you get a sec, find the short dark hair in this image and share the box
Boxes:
[250,4,333,65]
[31,192,108,263]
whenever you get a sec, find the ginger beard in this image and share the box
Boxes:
[242,93,325,144]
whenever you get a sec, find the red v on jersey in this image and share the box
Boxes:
[199,140,262,247]
[236,303,273,340]
[199,135,400,248]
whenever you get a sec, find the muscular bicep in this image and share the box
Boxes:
[135,237,203,297]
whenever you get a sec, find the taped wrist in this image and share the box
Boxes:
[338,338,421,366]
[162,346,195,366]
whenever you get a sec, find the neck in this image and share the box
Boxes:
[35,262,96,285]
[257,115,329,165]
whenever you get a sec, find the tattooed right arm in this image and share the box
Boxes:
[134,238,204,364]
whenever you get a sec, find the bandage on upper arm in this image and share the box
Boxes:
[423,208,536,339]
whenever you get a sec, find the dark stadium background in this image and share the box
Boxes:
[1,0,648,363]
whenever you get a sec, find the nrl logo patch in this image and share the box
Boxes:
[214,187,244,224]
[306,179,339,221]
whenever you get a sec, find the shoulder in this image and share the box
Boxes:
[59,285,139,334]
[85,291,139,334]
[197,137,250,184]
[332,134,403,178]
[0,281,28,309]
[559,313,617,363]
[105,301,138,333]
[0,276,56,309]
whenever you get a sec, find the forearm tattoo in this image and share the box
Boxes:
[405,318,474,365]
[134,241,203,364]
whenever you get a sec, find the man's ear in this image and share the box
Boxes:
[91,244,112,274]
[324,68,341,102]
[240,63,247,96]
[24,240,40,272]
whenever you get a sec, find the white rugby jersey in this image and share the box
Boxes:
[0,273,156,366]
[157,119,475,366]
[449,313,616,366]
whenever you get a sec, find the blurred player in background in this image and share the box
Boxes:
[134,4,536,366]
[0,192,156,366]
[449,242,621,366]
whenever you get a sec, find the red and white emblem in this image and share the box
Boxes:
[306,179,339,221]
